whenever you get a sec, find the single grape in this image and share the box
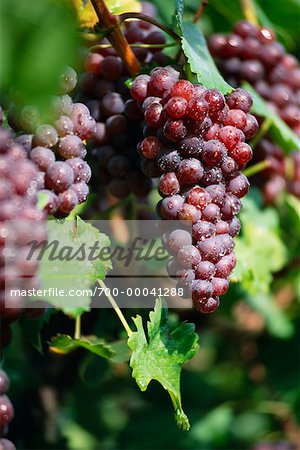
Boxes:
[59,66,78,94]
[34,125,58,148]
[66,158,91,182]
[0,395,14,428]
[158,172,180,196]
[195,261,216,280]
[30,147,55,171]
[58,135,87,159]
[166,229,192,254]
[177,159,204,185]
[45,162,74,193]
[58,189,78,214]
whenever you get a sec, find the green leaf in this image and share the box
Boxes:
[243,83,300,153]
[49,334,115,359]
[150,0,177,25]
[0,0,78,110]
[34,218,112,316]
[173,0,184,34]
[233,195,287,295]
[128,298,199,431]
[181,21,232,94]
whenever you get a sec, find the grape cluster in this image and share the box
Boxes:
[130,66,256,312]
[208,21,300,203]
[0,370,15,450]
[78,3,167,199]
[8,67,94,216]
[0,127,47,348]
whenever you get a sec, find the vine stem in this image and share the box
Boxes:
[97,279,133,337]
[193,0,209,24]
[74,316,81,340]
[119,12,181,43]
[250,117,272,148]
[243,159,271,177]
[90,42,177,52]
[90,0,140,75]
[240,0,259,25]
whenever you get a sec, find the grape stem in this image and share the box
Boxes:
[90,42,177,52]
[243,159,271,177]
[119,12,181,43]
[97,279,133,337]
[90,0,140,75]
[240,0,259,25]
[74,315,81,340]
[193,0,209,24]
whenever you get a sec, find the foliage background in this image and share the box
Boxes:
[0,0,299,449]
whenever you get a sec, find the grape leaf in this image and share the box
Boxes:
[173,0,184,34]
[33,217,112,316]
[243,83,300,153]
[181,21,232,94]
[49,334,115,359]
[151,0,176,24]
[128,298,199,431]
[233,195,287,295]
[70,0,141,29]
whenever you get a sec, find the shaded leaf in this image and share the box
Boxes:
[49,334,115,359]
[128,298,199,430]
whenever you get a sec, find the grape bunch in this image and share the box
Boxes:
[0,127,47,348]
[130,66,257,313]
[208,21,300,203]
[78,3,167,199]
[0,370,15,450]
[8,67,94,216]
